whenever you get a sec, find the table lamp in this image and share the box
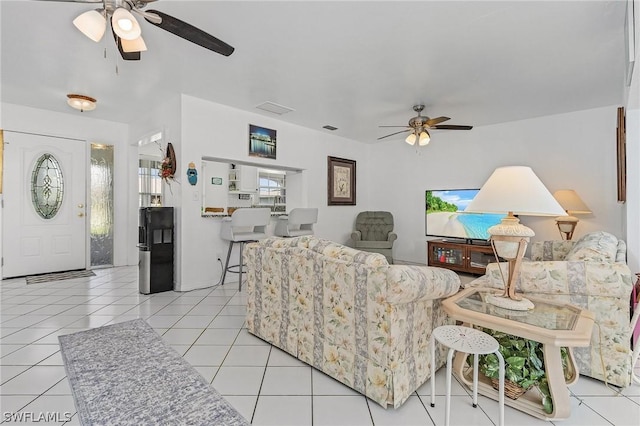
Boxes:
[465,166,567,310]
[552,190,592,240]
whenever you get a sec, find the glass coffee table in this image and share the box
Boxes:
[441,287,595,420]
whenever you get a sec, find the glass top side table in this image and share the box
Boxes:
[455,288,581,331]
[441,287,595,421]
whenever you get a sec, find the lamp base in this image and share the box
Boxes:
[486,295,534,311]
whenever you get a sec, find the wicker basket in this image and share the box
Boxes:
[491,378,532,400]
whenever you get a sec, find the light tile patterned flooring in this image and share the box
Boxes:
[1,266,639,425]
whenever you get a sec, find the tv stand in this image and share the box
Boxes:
[427,239,499,275]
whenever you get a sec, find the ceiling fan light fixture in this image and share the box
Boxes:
[67,94,97,112]
[419,130,431,146]
[73,9,106,42]
[122,35,147,52]
[405,133,417,145]
[112,8,141,40]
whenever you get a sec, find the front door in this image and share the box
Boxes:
[2,131,87,278]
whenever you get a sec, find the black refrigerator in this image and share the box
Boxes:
[138,207,174,294]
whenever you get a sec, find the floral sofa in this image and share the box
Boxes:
[469,231,635,387]
[244,236,461,407]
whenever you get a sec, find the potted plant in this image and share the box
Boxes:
[475,328,570,414]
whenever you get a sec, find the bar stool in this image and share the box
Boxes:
[220,208,271,291]
[430,325,505,426]
[274,208,318,237]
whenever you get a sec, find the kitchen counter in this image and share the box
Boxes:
[201,212,287,218]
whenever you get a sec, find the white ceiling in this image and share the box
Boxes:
[0,0,628,143]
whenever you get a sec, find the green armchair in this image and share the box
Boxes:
[351,211,397,263]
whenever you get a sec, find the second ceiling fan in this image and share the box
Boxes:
[378,105,473,146]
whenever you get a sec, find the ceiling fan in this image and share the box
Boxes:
[42,0,234,61]
[378,105,473,146]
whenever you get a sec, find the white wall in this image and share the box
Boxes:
[0,103,131,269]
[178,95,371,290]
[128,95,182,280]
[202,160,229,210]
[368,105,624,264]
[1,98,632,285]
[626,106,639,273]
[622,0,639,274]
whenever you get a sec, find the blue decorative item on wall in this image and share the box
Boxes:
[186,162,198,185]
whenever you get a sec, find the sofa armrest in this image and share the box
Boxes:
[387,232,398,243]
[485,260,634,298]
[351,230,362,241]
[386,265,460,304]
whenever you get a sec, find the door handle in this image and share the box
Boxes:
[78,203,84,208]
[78,212,85,217]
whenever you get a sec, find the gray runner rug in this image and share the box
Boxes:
[26,269,95,284]
[59,319,249,426]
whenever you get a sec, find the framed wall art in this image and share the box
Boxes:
[327,156,356,205]
[617,106,626,203]
[249,124,277,159]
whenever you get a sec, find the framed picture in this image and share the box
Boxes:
[617,107,626,203]
[249,124,277,159]
[327,156,356,205]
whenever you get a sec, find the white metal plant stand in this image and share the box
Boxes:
[430,325,505,426]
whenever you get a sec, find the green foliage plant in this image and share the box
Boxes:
[475,328,570,414]
[426,192,458,213]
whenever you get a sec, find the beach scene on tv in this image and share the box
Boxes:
[425,189,505,240]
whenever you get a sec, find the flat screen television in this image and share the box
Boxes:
[425,189,506,242]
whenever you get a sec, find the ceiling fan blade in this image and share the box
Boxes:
[112,29,141,61]
[426,116,450,126]
[377,129,412,140]
[378,125,411,128]
[145,9,235,56]
[34,0,103,3]
[432,124,473,130]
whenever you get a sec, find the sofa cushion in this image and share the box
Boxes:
[565,231,618,262]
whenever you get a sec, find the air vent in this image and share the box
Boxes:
[255,101,294,115]
[323,125,338,131]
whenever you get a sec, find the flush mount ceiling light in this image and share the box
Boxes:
[67,94,97,112]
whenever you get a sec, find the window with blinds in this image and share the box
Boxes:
[139,159,163,207]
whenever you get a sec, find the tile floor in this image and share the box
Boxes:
[1,266,639,425]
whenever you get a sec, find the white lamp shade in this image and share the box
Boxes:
[121,35,147,52]
[465,166,567,216]
[418,130,430,146]
[405,133,417,145]
[73,10,106,42]
[553,190,592,214]
[112,8,141,40]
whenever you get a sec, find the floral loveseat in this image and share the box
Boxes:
[470,231,634,387]
[244,236,461,407]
